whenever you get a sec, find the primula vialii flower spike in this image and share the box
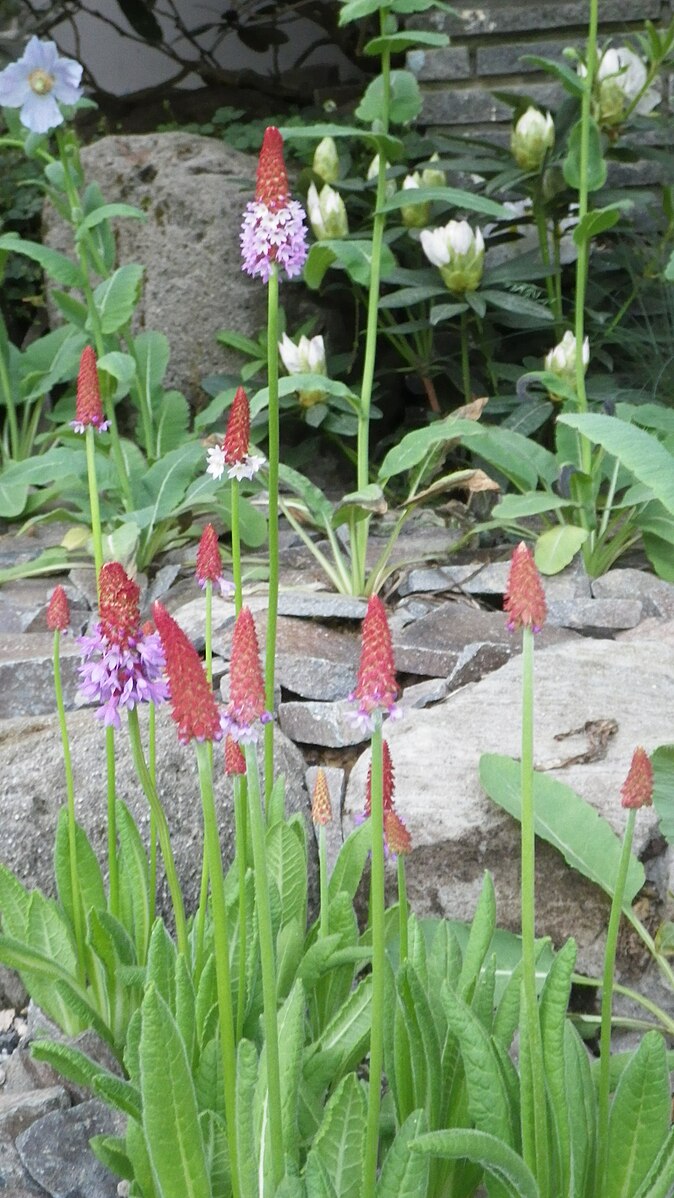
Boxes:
[78,563,167,728]
[205,386,265,483]
[225,734,247,776]
[311,768,332,826]
[71,346,110,434]
[195,523,234,596]
[384,809,412,858]
[240,126,308,283]
[46,585,70,632]
[504,542,547,633]
[620,747,654,810]
[221,607,272,743]
[365,739,395,817]
[152,601,223,745]
[351,595,399,732]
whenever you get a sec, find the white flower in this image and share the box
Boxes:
[312,136,340,184]
[544,330,590,379]
[205,443,265,482]
[511,108,555,171]
[420,219,485,293]
[278,332,327,408]
[579,46,659,127]
[421,153,445,189]
[306,182,348,240]
[206,444,226,481]
[400,173,430,229]
[367,154,397,199]
[0,36,83,134]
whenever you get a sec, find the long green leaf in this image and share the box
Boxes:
[440,985,516,1149]
[139,986,212,1198]
[0,233,82,286]
[559,413,674,515]
[376,1110,430,1197]
[605,1031,671,1198]
[305,1073,366,1198]
[412,1129,540,1198]
[479,754,645,904]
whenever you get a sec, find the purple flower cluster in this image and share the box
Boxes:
[240,198,308,283]
[78,625,168,729]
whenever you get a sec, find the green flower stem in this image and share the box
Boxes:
[533,182,561,331]
[596,807,636,1191]
[126,708,188,957]
[319,823,329,939]
[53,630,86,985]
[520,627,550,1195]
[234,775,248,1039]
[230,479,243,613]
[574,0,598,465]
[264,264,280,804]
[244,742,283,1188]
[85,426,104,582]
[105,726,119,919]
[148,703,157,931]
[0,343,19,461]
[571,972,674,1036]
[194,579,214,978]
[354,13,391,594]
[397,856,409,965]
[363,719,385,1198]
[459,310,472,404]
[279,499,352,594]
[205,579,213,685]
[194,742,240,1198]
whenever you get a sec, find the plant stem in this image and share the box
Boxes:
[264,265,280,804]
[148,702,157,931]
[53,630,86,985]
[126,708,188,956]
[459,310,472,404]
[363,719,385,1197]
[105,725,119,919]
[397,856,409,964]
[520,627,550,1196]
[85,426,104,582]
[230,479,243,613]
[234,775,248,1039]
[0,343,19,461]
[574,0,598,441]
[596,807,636,1192]
[319,823,329,939]
[194,743,240,1198]
[244,742,284,1187]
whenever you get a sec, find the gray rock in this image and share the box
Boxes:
[43,132,272,400]
[0,1086,70,1139]
[591,568,674,618]
[0,635,81,718]
[279,700,367,748]
[17,1099,124,1198]
[0,1134,48,1195]
[276,592,367,621]
[345,637,673,977]
[399,677,450,709]
[275,616,359,700]
[547,598,643,632]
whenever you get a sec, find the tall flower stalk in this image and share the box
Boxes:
[504,543,550,1192]
[311,769,333,939]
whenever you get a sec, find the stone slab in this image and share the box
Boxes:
[0,635,81,718]
[420,1,661,36]
[278,700,367,748]
[17,1099,124,1198]
[0,1086,70,1139]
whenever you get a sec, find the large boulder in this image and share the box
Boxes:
[43,132,285,400]
[345,634,673,979]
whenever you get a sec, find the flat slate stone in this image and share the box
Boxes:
[278,700,367,748]
[547,598,643,631]
[17,1099,124,1198]
[276,591,367,620]
[0,1134,47,1195]
[0,1086,69,1139]
[592,568,674,618]
[0,635,81,718]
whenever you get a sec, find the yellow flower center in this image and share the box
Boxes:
[28,68,54,96]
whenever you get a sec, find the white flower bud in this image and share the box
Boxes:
[420,219,485,293]
[578,46,659,129]
[510,107,555,171]
[400,172,430,229]
[421,153,445,189]
[278,333,327,407]
[307,182,348,240]
[312,136,340,184]
[544,330,590,385]
[367,154,396,199]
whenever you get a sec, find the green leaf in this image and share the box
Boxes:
[364,30,449,54]
[563,118,607,192]
[458,872,496,1001]
[0,478,28,517]
[139,442,202,529]
[573,203,630,247]
[564,1021,595,1197]
[90,1135,134,1181]
[605,1031,671,1198]
[380,187,509,220]
[560,413,674,515]
[430,301,470,324]
[479,754,645,904]
[376,1110,429,1196]
[377,416,483,481]
[305,1073,367,1198]
[32,1040,139,1119]
[77,202,146,232]
[278,123,403,163]
[96,350,136,393]
[412,1129,540,1198]
[356,70,423,124]
[154,390,190,456]
[135,330,171,397]
[139,986,212,1198]
[116,800,151,964]
[632,1129,674,1198]
[54,809,106,929]
[304,977,373,1089]
[539,940,576,1196]
[441,986,515,1147]
[235,1039,259,1196]
[304,239,397,289]
[146,919,177,1009]
[90,264,144,335]
[520,54,584,95]
[0,233,82,287]
[479,289,554,323]
[266,821,307,931]
[492,493,575,521]
[251,374,358,417]
[534,524,589,574]
[651,745,674,846]
[328,823,372,901]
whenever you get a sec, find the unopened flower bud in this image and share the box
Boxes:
[421,153,445,189]
[278,332,327,408]
[504,542,547,633]
[511,107,555,171]
[311,768,333,826]
[367,155,396,199]
[400,173,430,229]
[312,136,339,184]
[420,219,485,294]
[307,182,348,240]
[47,585,70,632]
[544,330,590,387]
[621,747,653,810]
[579,47,659,130]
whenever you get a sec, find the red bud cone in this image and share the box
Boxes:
[196,524,222,587]
[47,585,70,632]
[75,346,106,429]
[224,386,251,465]
[99,563,141,646]
[621,747,654,809]
[255,126,289,210]
[311,768,332,826]
[504,542,547,632]
[153,601,222,744]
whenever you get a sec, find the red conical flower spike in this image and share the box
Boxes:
[365,739,395,817]
[351,594,399,731]
[46,585,70,632]
[196,524,222,586]
[72,346,109,432]
[311,768,332,826]
[384,809,412,857]
[152,600,223,744]
[255,126,289,210]
[222,607,272,742]
[224,386,251,466]
[621,747,654,810]
[504,542,547,632]
[225,735,247,776]
[98,563,141,647]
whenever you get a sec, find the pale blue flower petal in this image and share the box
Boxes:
[0,61,31,107]
[21,92,63,134]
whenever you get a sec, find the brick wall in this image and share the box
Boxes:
[408,0,671,136]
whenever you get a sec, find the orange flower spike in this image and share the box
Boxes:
[46,585,70,632]
[621,747,654,810]
[504,541,547,632]
[311,767,333,826]
[152,600,223,745]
